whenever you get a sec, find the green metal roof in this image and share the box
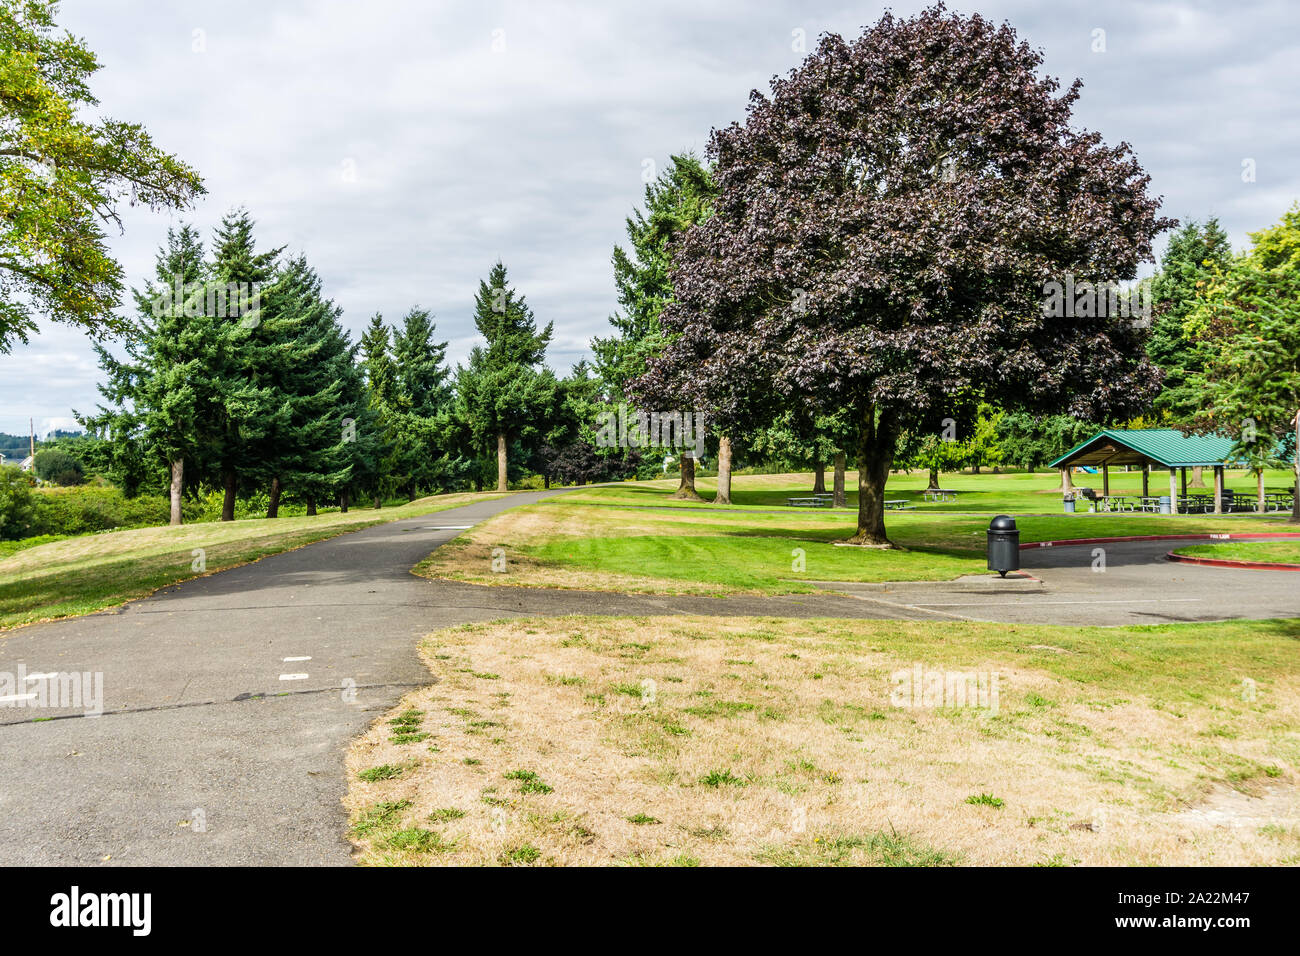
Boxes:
[1049,429,1239,469]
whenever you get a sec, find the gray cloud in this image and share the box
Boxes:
[2,0,1297,435]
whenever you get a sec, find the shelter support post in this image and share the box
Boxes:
[1102,464,1109,498]
[1142,465,1149,499]
[1181,468,1188,498]
[1214,466,1224,514]
[1169,468,1179,515]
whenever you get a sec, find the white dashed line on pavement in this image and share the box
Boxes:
[282,656,311,662]
[278,674,309,681]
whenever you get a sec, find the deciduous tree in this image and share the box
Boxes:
[639,6,1170,544]
[0,0,205,351]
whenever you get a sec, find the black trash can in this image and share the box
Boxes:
[986,515,1020,577]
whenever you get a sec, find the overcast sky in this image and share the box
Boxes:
[2,0,1297,438]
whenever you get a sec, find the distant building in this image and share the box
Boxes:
[18,455,34,472]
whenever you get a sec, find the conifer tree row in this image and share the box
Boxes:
[83,216,605,518]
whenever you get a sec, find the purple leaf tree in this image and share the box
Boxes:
[635,5,1173,544]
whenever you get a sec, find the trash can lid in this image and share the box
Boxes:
[988,514,1017,531]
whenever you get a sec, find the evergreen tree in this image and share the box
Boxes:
[529,360,633,487]
[359,314,401,506]
[360,314,400,410]
[1147,219,1234,421]
[393,307,451,417]
[334,357,383,512]
[211,208,283,289]
[391,307,453,496]
[1186,204,1300,521]
[455,262,557,491]
[249,255,356,516]
[594,153,718,500]
[81,224,221,523]
[205,209,285,520]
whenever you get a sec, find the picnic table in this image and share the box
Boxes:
[1179,493,1241,514]
[786,496,832,508]
[921,489,957,502]
[1264,492,1296,512]
[884,499,908,510]
[1097,494,1137,512]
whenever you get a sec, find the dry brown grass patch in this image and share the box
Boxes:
[345,616,1299,867]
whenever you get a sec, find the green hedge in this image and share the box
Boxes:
[1,475,424,543]
[28,486,174,536]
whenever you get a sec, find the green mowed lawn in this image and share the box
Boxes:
[1174,541,1300,565]
[523,532,978,590]
[517,510,1294,590]
[568,467,1296,514]
[425,472,1297,594]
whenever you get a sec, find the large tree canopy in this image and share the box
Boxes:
[638,5,1172,543]
[1186,203,1300,521]
[1146,218,1233,422]
[0,0,205,351]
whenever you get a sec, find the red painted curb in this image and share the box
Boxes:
[1019,531,1300,551]
[1165,552,1300,572]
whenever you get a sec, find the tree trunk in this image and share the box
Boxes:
[544,473,551,489]
[340,491,350,514]
[1292,411,1300,524]
[496,432,509,492]
[832,451,846,508]
[407,483,417,502]
[373,494,382,509]
[1059,467,1075,493]
[169,458,184,526]
[715,435,733,505]
[267,476,281,518]
[845,407,899,546]
[812,460,826,494]
[306,496,317,516]
[670,454,704,501]
[1190,465,1207,489]
[926,466,939,490]
[221,469,237,522]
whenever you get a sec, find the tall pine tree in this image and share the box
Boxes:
[594,153,718,500]
[82,224,220,524]
[391,307,453,497]
[250,255,356,516]
[455,262,556,491]
[359,314,402,506]
[1147,218,1234,421]
[206,209,285,520]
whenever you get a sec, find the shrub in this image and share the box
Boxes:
[33,449,85,486]
[29,486,171,536]
[0,467,38,540]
